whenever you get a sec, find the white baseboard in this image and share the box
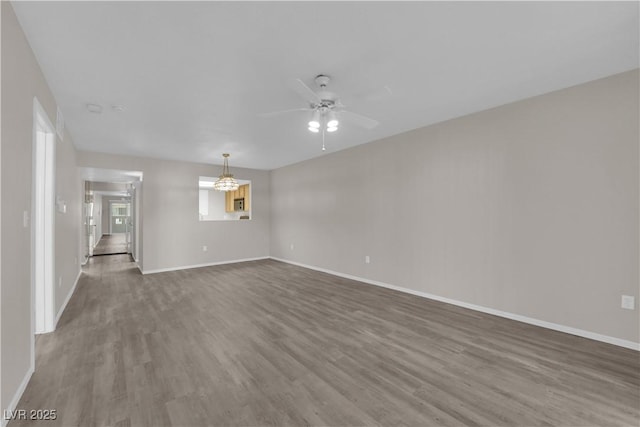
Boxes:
[270,257,640,351]
[131,254,142,274]
[2,364,34,427]
[142,256,269,275]
[55,269,82,326]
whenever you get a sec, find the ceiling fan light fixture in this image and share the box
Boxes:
[326,110,339,129]
[213,153,239,192]
[262,73,379,144]
[308,110,321,129]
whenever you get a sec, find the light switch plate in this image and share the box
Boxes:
[621,295,635,310]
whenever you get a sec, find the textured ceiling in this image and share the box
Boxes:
[12,1,639,170]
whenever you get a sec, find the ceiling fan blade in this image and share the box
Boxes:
[291,78,321,104]
[361,85,393,101]
[259,107,311,118]
[339,110,379,130]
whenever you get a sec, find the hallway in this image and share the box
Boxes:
[93,234,128,256]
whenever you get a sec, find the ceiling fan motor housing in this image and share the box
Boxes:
[313,100,335,111]
[315,74,331,88]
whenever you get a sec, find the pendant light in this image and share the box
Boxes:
[213,153,239,192]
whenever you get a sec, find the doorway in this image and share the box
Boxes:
[32,98,55,334]
[78,171,142,264]
[93,199,131,256]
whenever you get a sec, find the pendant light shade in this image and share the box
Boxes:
[213,153,239,192]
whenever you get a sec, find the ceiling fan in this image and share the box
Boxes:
[260,74,381,150]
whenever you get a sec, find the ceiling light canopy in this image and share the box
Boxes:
[213,153,239,192]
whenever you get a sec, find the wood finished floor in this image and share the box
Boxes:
[12,255,640,426]
[93,234,128,256]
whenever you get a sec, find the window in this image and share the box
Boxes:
[111,203,129,217]
[198,177,251,221]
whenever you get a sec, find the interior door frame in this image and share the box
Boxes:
[31,97,56,344]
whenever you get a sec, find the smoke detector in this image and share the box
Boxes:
[86,103,103,114]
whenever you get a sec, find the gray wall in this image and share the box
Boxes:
[1,2,80,413]
[91,181,129,192]
[54,116,81,315]
[76,152,271,272]
[270,70,639,344]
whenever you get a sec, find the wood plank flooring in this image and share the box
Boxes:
[11,255,640,426]
[93,234,128,256]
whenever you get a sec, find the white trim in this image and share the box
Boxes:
[270,257,640,351]
[30,97,56,377]
[108,200,112,235]
[55,269,82,326]
[1,364,34,427]
[142,256,269,275]
[32,97,56,335]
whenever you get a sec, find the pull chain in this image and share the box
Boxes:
[322,127,326,151]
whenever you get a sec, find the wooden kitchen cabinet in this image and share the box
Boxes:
[224,184,250,213]
[225,191,233,213]
[243,184,250,211]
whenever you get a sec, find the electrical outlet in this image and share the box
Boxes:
[621,295,635,310]
[23,211,29,228]
[202,245,208,252]
[290,243,294,251]
[365,255,370,264]
[58,277,62,288]
[74,257,77,265]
